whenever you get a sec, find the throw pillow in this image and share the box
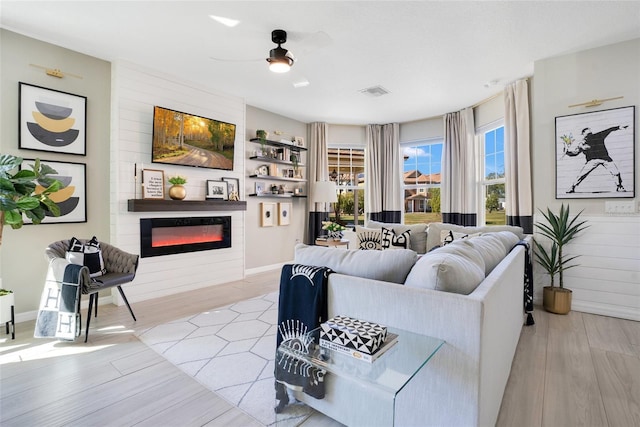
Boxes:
[440,229,481,246]
[356,226,382,250]
[426,222,525,252]
[66,236,107,278]
[381,227,411,250]
[459,234,506,275]
[367,221,428,254]
[404,249,485,295]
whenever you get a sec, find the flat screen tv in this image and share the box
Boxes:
[152,106,236,171]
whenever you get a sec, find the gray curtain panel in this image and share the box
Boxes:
[504,79,533,234]
[307,122,330,243]
[442,108,477,226]
[365,123,402,224]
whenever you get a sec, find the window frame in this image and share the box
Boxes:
[400,138,444,223]
[476,120,506,226]
[327,145,366,227]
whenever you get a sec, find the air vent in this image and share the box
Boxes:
[359,85,390,97]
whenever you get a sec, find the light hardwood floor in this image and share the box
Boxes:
[1,270,638,427]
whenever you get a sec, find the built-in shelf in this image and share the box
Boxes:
[249,174,306,183]
[249,155,305,167]
[249,138,307,151]
[248,193,307,198]
[128,199,247,212]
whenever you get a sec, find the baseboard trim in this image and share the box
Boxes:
[14,295,115,324]
[245,261,291,276]
[571,300,640,321]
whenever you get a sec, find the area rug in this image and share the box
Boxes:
[136,292,315,426]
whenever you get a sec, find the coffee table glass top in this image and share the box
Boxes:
[277,326,444,396]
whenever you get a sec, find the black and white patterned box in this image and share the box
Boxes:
[320,315,387,355]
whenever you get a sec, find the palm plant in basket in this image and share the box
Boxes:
[533,204,588,314]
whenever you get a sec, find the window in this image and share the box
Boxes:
[477,124,506,225]
[401,140,443,224]
[327,147,365,227]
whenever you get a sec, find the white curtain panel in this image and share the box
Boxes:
[365,123,402,223]
[504,79,533,234]
[442,108,477,225]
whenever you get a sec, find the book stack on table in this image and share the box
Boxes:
[319,315,398,363]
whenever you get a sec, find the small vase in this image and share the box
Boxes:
[169,184,186,200]
[328,231,342,240]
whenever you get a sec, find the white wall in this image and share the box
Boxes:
[110,61,246,302]
[0,30,111,317]
[245,106,307,271]
[532,38,640,320]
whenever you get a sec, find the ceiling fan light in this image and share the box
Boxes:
[269,60,291,73]
[267,47,294,73]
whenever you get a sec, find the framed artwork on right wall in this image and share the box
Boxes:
[555,105,635,199]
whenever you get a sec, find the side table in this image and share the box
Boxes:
[315,238,350,249]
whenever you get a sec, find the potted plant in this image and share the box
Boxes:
[167,175,187,200]
[0,154,61,244]
[533,204,589,314]
[256,130,268,156]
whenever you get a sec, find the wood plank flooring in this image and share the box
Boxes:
[1,270,638,426]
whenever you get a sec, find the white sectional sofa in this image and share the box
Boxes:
[292,225,529,427]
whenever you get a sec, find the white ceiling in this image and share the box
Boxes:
[2,1,639,125]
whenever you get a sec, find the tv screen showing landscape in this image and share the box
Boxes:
[152,106,236,171]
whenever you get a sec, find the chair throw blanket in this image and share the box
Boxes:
[34,258,89,340]
[275,264,332,413]
[512,240,535,326]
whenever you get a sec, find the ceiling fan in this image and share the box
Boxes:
[210,28,331,73]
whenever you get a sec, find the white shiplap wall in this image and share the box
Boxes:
[533,214,640,321]
[110,60,246,303]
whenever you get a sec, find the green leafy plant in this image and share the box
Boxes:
[0,288,13,296]
[533,204,588,288]
[168,175,187,185]
[0,154,61,230]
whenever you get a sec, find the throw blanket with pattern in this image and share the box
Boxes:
[512,240,535,326]
[275,264,332,413]
[34,259,89,340]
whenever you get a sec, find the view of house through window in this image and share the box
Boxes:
[328,147,365,227]
[402,140,443,224]
[479,125,506,225]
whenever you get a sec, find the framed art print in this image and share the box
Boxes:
[23,159,87,224]
[260,202,275,227]
[278,202,291,226]
[142,169,165,200]
[222,177,240,200]
[19,82,87,155]
[206,180,228,200]
[555,106,635,199]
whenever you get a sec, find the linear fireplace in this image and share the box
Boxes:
[140,216,231,258]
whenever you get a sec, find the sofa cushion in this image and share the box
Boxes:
[404,246,485,295]
[488,231,521,252]
[426,222,525,252]
[355,226,382,250]
[368,221,428,254]
[440,229,481,246]
[295,243,417,284]
[381,227,411,250]
[459,234,507,275]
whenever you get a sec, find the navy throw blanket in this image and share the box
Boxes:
[275,264,332,413]
[512,240,535,326]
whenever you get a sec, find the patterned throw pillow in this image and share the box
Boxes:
[440,230,481,246]
[356,227,382,250]
[66,236,107,278]
[381,227,411,250]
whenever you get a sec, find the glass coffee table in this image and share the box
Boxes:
[277,326,444,425]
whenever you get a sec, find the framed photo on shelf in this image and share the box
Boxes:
[222,177,240,200]
[255,181,265,195]
[206,180,228,200]
[260,202,276,227]
[142,169,165,200]
[22,159,87,224]
[278,202,292,226]
[294,136,305,147]
[19,82,87,155]
[555,106,634,199]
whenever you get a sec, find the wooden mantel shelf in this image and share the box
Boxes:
[128,199,247,212]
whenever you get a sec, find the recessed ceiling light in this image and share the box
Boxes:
[359,85,390,97]
[209,15,240,27]
[293,79,310,88]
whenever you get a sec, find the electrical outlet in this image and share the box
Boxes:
[605,200,636,214]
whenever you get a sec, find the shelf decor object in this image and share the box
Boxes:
[142,169,165,200]
[19,82,87,155]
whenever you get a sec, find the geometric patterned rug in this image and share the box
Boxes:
[135,292,316,426]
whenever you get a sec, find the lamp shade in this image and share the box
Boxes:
[311,181,337,204]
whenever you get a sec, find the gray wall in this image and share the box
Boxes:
[245,106,307,271]
[0,30,111,316]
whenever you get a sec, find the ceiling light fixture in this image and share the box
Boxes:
[267,29,294,73]
[209,15,240,27]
